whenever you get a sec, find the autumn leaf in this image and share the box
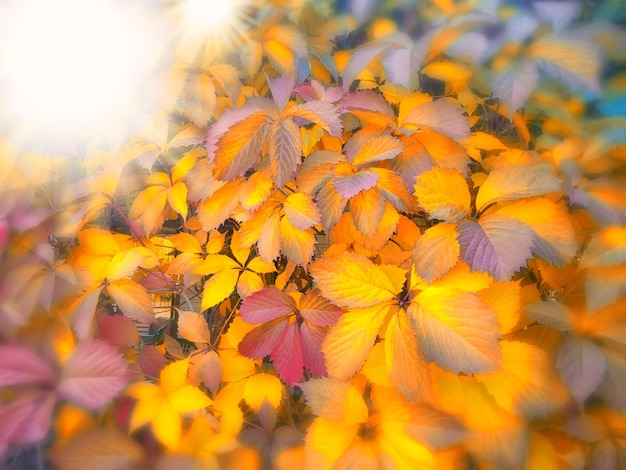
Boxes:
[408,287,502,374]
[107,279,155,323]
[127,358,212,449]
[0,344,55,388]
[475,165,562,212]
[310,252,406,308]
[457,214,535,281]
[414,167,471,223]
[57,339,130,410]
[413,222,460,282]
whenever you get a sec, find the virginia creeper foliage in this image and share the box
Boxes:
[1,0,625,468]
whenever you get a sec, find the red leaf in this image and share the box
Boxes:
[96,315,139,349]
[0,391,55,451]
[238,318,289,359]
[138,345,168,378]
[57,339,130,410]
[0,344,55,388]
[270,322,304,385]
[239,287,297,324]
[300,322,327,377]
[298,289,344,327]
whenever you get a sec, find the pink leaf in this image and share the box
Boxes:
[270,322,304,385]
[287,100,343,137]
[332,169,379,199]
[238,318,289,359]
[401,99,471,139]
[239,287,297,324]
[0,391,55,451]
[96,315,139,349]
[140,271,177,292]
[197,350,222,396]
[268,75,295,111]
[300,322,327,377]
[298,289,344,327]
[341,90,394,117]
[57,339,130,410]
[0,344,55,388]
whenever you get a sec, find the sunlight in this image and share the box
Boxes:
[0,0,165,149]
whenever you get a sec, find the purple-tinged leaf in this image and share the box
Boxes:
[0,391,55,451]
[0,344,55,388]
[341,90,395,117]
[270,119,302,188]
[286,101,343,137]
[533,1,582,31]
[138,345,167,378]
[342,42,390,91]
[598,349,626,411]
[239,287,297,324]
[332,167,379,199]
[300,322,327,377]
[401,99,470,139]
[381,38,429,89]
[458,214,534,281]
[298,290,344,327]
[57,339,130,410]
[490,61,538,115]
[238,318,289,359]
[557,336,607,405]
[268,75,295,112]
[294,80,326,101]
[270,322,305,385]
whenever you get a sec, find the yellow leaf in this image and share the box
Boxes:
[107,279,154,323]
[350,187,386,237]
[167,181,189,219]
[310,252,404,308]
[177,310,212,344]
[478,281,521,335]
[283,192,321,230]
[280,216,316,266]
[414,167,471,222]
[475,165,562,212]
[413,222,460,283]
[299,377,369,424]
[196,254,241,276]
[201,269,240,311]
[243,373,283,411]
[106,247,159,281]
[323,304,392,380]
[416,131,470,175]
[127,358,211,449]
[305,417,360,469]
[239,169,273,211]
[246,257,275,274]
[410,288,502,374]
[77,228,120,257]
[168,232,203,254]
[237,270,265,298]
[129,185,168,235]
[197,180,242,232]
[361,342,394,388]
[385,309,433,403]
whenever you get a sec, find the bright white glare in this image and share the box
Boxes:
[183,0,239,29]
[0,0,166,148]
[174,0,252,62]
